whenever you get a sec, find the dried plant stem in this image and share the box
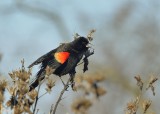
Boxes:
[38,92,48,99]
[35,109,39,114]
[33,81,42,114]
[51,76,71,114]
[49,104,54,114]
[135,93,142,113]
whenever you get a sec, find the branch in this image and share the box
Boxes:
[33,84,41,114]
[51,76,71,114]
[38,92,48,99]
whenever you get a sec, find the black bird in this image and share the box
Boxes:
[28,36,94,91]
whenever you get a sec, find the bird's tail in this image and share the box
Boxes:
[29,68,46,91]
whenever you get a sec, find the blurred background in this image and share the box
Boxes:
[0,0,160,114]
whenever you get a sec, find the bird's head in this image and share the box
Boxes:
[72,36,90,52]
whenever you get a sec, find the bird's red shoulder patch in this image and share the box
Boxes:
[54,52,70,64]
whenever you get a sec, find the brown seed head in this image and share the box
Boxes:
[134,75,143,90]
[71,98,92,114]
[27,90,38,100]
[142,100,151,113]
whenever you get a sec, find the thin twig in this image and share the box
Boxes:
[35,109,39,114]
[135,93,142,113]
[38,92,48,99]
[49,104,54,114]
[51,76,72,114]
[33,81,42,114]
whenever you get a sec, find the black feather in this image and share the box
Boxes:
[29,37,93,91]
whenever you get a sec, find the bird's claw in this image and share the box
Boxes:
[71,82,75,89]
[65,85,69,91]
[70,81,76,91]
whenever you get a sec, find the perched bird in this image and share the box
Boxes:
[28,36,94,91]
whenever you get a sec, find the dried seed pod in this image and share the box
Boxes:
[71,98,92,114]
[142,100,151,113]
[134,75,143,90]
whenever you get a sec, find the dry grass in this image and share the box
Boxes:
[0,58,85,114]
[0,55,158,114]
[125,75,158,114]
[0,58,158,114]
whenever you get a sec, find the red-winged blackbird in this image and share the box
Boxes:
[28,36,94,91]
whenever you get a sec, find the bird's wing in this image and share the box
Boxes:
[28,43,72,68]
[28,49,57,68]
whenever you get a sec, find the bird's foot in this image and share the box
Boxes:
[65,85,69,91]
[71,81,76,91]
